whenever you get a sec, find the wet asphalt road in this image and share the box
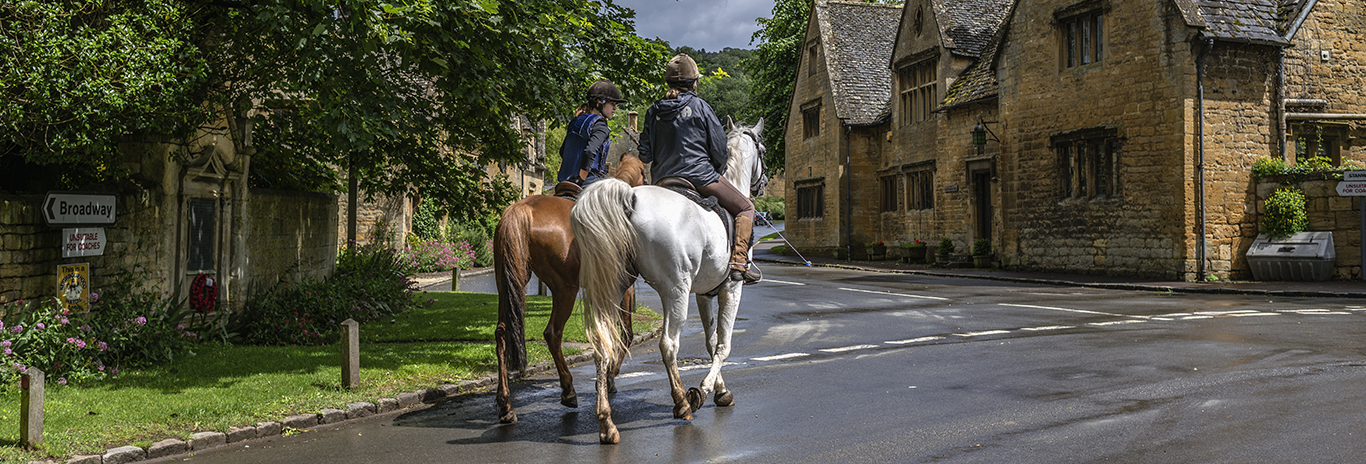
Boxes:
[174,263,1366,463]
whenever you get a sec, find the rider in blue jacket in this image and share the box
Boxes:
[558,80,626,186]
[639,54,761,284]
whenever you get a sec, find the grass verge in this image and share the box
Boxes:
[0,291,658,463]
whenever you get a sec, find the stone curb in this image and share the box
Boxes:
[754,256,1366,298]
[35,322,664,464]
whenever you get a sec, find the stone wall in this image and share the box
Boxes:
[1256,178,1364,279]
[335,192,409,248]
[243,189,339,296]
[1,190,171,304]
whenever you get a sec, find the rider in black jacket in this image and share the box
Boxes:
[639,54,761,284]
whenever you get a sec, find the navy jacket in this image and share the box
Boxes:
[638,92,727,187]
[557,113,611,184]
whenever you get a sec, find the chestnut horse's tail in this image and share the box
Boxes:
[569,178,638,363]
[494,201,532,372]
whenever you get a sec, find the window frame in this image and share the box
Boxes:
[906,168,935,211]
[796,180,826,219]
[1059,9,1104,69]
[898,58,938,126]
[801,100,822,140]
[880,174,901,212]
[1054,128,1121,200]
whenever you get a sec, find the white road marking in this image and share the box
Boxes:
[819,344,880,353]
[998,303,1138,318]
[1279,309,1351,315]
[1020,325,1074,331]
[1088,320,1146,326]
[886,336,946,344]
[764,279,806,286]
[616,372,654,379]
[839,287,949,300]
[1230,312,1280,317]
[678,361,740,371]
[751,353,809,362]
[955,330,1012,337]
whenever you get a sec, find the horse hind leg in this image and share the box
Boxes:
[544,285,579,408]
[658,290,694,420]
[605,283,637,395]
[594,351,620,444]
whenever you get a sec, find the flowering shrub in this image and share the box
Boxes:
[401,236,476,273]
[900,239,927,248]
[237,240,423,345]
[1,269,203,388]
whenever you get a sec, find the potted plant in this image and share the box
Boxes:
[899,240,927,263]
[972,238,992,268]
[937,238,955,263]
[865,241,887,260]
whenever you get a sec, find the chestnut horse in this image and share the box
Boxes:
[493,153,647,424]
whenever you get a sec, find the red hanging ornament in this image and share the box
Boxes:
[190,273,217,315]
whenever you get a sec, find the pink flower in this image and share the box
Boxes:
[35,323,45,330]
[58,378,66,385]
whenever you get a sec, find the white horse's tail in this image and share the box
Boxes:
[570,178,638,362]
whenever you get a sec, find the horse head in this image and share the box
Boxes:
[725,118,767,198]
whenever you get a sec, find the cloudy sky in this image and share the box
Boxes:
[612,0,776,51]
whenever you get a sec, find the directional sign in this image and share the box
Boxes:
[1336,181,1366,196]
[1344,171,1366,181]
[61,228,107,258]
[43,192,116,225]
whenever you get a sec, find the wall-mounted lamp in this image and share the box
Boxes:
[970,118,999,156]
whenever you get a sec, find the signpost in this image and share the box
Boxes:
[43,192,116,226]
[1338,171,1366,281]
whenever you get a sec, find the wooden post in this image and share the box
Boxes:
[21,368,43,447]
[341,319,359,389]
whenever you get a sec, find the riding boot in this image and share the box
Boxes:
[729,216,762,284]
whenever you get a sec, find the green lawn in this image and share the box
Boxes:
[0,291,658,463]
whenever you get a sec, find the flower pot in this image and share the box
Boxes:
[902,246,927,263]
[866,245,887,260]
[973,255,992,268]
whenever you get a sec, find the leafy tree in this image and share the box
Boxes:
[697,68,751,124]
[743,0,810,175]
[0,0,211,192]
[2,0,668,229]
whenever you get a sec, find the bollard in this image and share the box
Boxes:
[451,268,461,292]
[341,319,359,389]
[21,367,44,447]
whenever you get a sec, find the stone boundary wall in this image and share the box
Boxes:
[1255,178,1364,280]
[242,189,339,297]
[1,191,170,305]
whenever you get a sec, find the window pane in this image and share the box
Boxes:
[1081,19,1091,65]
[188,198,215,272]
[1067,22,1077,67]
[1094,15,1103,63]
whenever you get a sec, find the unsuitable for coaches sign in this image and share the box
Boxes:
[1336,171,1366,196]
[62,228,107,258]
[43,192,116,225]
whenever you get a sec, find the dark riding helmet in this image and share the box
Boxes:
[665,53,701,85]
[587,79,627,104]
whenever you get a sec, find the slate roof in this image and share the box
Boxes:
[936,0,1016,110]
[934,0,1015,58]
[814,1,903,126]
[1190,0,1292,45]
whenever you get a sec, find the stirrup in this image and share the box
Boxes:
[729,263,762,284]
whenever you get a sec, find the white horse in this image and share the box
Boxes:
[570,119,764,444]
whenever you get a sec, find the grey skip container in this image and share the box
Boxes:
[1245,232,1336,281]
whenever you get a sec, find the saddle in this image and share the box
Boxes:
[553,181,583,200]
[656,177,736,296]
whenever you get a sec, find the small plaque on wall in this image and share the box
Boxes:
[944,184,959,193]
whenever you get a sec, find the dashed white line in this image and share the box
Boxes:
[764,279,806,286]
[819,344,880,353]
[999,303,1138,318]
[1020,325,1075,331]
[616,372,653,379]
[886,336,946,344]
[838,287,949,300]
[751,353,809,362]
[1088,320,1147,326]
[955,330,1012,337]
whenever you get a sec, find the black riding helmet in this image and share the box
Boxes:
[587,79,627,107]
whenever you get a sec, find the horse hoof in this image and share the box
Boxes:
[673,403,693,420]
[600,427,620,444]
[561,394,578,408]
[714,390,734,407]
[686,387,705,412]
[499,410,517,424]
